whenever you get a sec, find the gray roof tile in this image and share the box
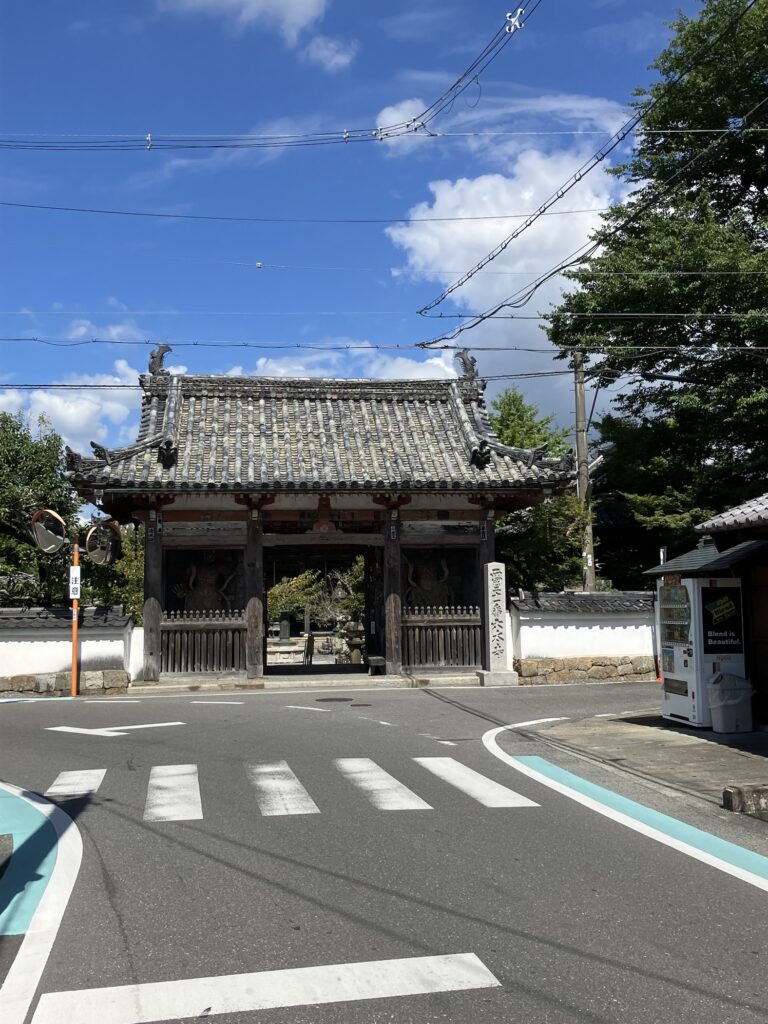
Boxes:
[696,493,768,533]
[65,373,575,494]
[509,593,653,614]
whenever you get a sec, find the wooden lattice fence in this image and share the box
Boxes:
[402,605,482,671]
[160,610,246,673]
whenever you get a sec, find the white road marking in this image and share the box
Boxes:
[413,757,539,808]
[84,699,141,703]
[0,783,83,1024]
[335,758,432,811]
[45,769,106,799]
[594,713,616,718]
[482,720,768,894]
[46,722,185,738]
[143,765,203,822]
[246,761,320,816]
[284,705,331,712]
[30,952,500,1024]
[189,701,244,705]
[437,740,457,746]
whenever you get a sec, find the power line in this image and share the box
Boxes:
[0,370,576,391]
[3,335,768,351]
[0,11,533,154]
[417,0,761,314]
[7,309,765,318]
[6,125,768,140]
[419,90,768,348]
[0,199,606,226]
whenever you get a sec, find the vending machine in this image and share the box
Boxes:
[658,576,745,727]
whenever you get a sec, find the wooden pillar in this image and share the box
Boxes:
[476,509,496,607]
[479,509,496,564]
[245,508,265,679]
[143,508,162,682]
[384,510,402,674]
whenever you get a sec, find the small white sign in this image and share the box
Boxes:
[69,565,81,600]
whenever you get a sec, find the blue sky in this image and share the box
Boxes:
[0,0,700,453]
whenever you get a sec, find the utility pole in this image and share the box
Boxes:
[574,351,597,592]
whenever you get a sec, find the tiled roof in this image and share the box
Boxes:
[0,606,133,631]
[509,592,653,614]
[696,493,768,533]
[64,369,575,494]
[644,537,768,576]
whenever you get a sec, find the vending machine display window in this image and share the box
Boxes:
[659,585,691,645]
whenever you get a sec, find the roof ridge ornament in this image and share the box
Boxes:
[148,344,172,375]
[454,348,478,380]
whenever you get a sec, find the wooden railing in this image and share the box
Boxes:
[160,610,246,673]
[402,605,482,671]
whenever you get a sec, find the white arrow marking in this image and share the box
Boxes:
[46,722,185,738]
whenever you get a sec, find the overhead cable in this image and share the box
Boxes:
[418,90,768,348]
[0,10,533,154]
[0,200,603,226]
[417,0,761,314]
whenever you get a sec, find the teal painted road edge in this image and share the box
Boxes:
[517,755,768,882]
[0,788,58,935]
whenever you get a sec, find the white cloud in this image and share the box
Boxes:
[0,360,144,454]
[0,390,24,415]
[228,339,456,382]
[380,8,450,42]
[374,98,428,154]
[302,35,357,73]
[385,145,625,419]
[158,0,327,45]
[375,88,626,162]
[65,318,145,342]
[127,115,325,188]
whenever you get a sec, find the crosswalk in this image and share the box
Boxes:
[43,757,539,822]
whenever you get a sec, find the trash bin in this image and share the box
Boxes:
[707,673,753,733]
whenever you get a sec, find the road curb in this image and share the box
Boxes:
[723,784,768,822]
[0,833,10,879]
[0,783,83,1024]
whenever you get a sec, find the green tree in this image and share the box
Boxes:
[0,413,79,606]
[267,570,324,621]
[490,388,569,454]
[490,387,585,591]
[546,0,768,581]
[82,525,145,622]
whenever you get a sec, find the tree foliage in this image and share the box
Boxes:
[546,0,768,584]
[266,556,366,627]
[82,525,145,622]
[490,387,585,591]
[0,413,79,606]
[490,388,570,454]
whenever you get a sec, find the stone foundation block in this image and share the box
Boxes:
[632,655,655,673]
[514,656,656,685]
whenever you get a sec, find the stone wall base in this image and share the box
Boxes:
[514,655,656,685]
[0,670,129,697]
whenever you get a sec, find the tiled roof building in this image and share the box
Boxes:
[65,351,577,683]
[65,372,575,496]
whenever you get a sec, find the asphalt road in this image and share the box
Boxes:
[1,681,767,1024]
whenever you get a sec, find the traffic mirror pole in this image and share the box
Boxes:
[70,538,80,697]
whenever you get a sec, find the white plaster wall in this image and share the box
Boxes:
[510,612,654,660]
[0,632,128,676]
[127,627,145,681]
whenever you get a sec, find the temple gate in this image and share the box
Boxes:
[65,348,575,681]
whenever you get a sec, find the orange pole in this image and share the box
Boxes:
[71,539,79,697]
